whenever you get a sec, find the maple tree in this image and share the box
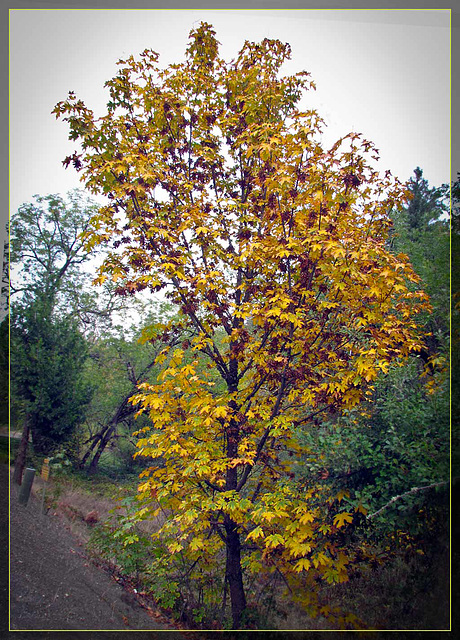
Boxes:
[54,23,432,628]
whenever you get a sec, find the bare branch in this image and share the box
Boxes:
[366,481,449,520]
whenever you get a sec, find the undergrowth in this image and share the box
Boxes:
[39,468,450,631]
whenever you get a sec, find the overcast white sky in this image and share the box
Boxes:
[9,9,450,216]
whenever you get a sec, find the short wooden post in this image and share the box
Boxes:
[18,468,35,505]
[40,459,50,515]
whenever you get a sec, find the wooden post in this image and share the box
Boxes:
[18,468,35,505]
[40,459,50,515]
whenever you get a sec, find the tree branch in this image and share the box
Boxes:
[366,481,448,520]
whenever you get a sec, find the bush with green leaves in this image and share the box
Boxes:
[296,357,448,544]
[88,491,230,626]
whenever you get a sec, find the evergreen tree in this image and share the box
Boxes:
[12,297,92,456]
[404,167,446,232]
[389,167,449,343]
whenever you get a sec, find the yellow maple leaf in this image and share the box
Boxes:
[294,557,311,572]
[333,512,353,528]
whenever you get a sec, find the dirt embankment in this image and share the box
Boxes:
[8,466,186,635]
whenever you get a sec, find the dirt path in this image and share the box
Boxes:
[8,465,186,635]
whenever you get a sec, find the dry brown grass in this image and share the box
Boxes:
[28,474,166,545]
[28,475,127,543]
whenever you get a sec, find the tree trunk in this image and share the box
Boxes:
[224,515,247,629]
[87,421,117,474]
[85,395,134,474]
[224,398,247,628]
[78,425,109,469]
[13,415,31,485]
